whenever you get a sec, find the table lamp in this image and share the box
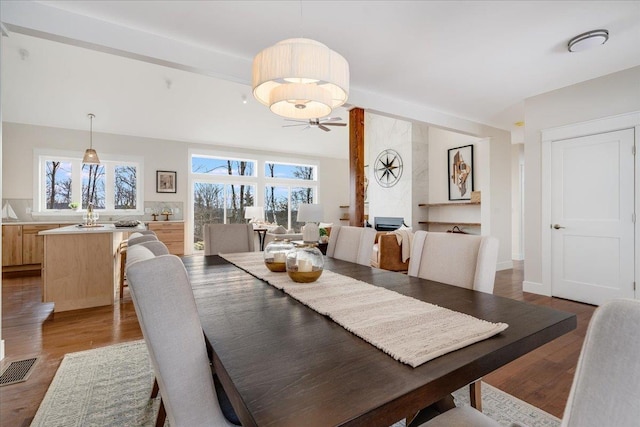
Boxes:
[297,203,323,242]
[244,206,264,224]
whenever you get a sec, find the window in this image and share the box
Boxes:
[36,150,143,214]
[190,151,318,252]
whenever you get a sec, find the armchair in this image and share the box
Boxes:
[371,232,410,272]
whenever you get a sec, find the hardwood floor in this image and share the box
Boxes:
[0,262,595,426]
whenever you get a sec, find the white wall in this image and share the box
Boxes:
[511,144,524,260]
[523,66,640,289]
[365,113,413,226]
[411,122,429,229]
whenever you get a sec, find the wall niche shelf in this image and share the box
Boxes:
[417,200,481,231]
[418,202,480,207]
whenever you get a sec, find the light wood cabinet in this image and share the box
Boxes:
[23,224,61,265]
[2,225,23,266]
[147,221,185,255]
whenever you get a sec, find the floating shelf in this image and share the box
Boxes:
[418,202,480,207]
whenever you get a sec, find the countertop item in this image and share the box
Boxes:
[39,223,147,235]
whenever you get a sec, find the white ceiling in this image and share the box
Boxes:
[2,1,639,159]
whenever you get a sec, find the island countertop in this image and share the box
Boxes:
[39,223,146,235]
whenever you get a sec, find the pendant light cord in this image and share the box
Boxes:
[88,113,95,149]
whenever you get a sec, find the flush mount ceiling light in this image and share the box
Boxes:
[252,38,349,119]
[568,29,609,52]
[82,113,100,164]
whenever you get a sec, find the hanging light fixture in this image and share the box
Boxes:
[82,113,100,164]
[252,38,349,119]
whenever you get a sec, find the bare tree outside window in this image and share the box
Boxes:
[114,166,137,209]
[82,164,106,209]
[45,160,73,209]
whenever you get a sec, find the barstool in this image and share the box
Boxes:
[119,231,157,299]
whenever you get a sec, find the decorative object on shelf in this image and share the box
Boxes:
[161,208,173,221]
[471,190,481,204]
[252,38,349,119]
[373,149,403,188]
[286,244,324,283]
[68,202,80,211]
[264,239,295,272]
[156,171,177,193]
[297,203,324,242]
[82,113,100,164]
[448,144,474,201]
[244,206,265,224]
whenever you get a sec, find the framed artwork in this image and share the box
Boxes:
[156,170,177,193]
[448,145,474,200]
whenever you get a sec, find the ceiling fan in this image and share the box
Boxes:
[282,117,347,132]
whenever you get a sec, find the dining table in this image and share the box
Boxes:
[183,254,576,427]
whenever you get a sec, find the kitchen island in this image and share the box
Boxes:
[40,223,145,312]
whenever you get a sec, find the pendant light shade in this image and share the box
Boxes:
[252,38,349,119]
[82,113,100,164]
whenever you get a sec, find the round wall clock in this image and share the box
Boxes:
[374,149,403,188]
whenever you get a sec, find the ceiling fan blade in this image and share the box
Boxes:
[284,119,308,123]
[322,117,342,122]
[282,123,307,127]
[302,125,311,131]
[318,124,331,132]
[323,122,347,127]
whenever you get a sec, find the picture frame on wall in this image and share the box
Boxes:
[156,170,177,193]
[448,145,474,200]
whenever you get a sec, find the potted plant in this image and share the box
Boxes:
[68,202,80,211]
[319,227,329,243]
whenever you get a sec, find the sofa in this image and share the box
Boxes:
[263,225,302,247]
[370,231,411,272]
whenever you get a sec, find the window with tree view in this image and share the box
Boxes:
[39,153,142,213]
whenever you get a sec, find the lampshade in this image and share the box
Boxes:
[244,206,264,221]
[252,38,349,119]
[82,113,100,164]
[297,203,323,223]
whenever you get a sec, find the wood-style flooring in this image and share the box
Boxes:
[0,262,595,427]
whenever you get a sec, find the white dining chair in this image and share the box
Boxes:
[326,225,377,266]
[417,298,640,427]
[408,231,499,294]
[408,231,499,411]
[126,254,240,426]
[204,223,255,255]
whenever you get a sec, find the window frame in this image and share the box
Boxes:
[33,149,145,216]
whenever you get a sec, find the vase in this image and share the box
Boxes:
[264,239,295,272]
[286,244,324,283]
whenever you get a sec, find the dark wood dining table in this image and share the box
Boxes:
[183,255,576,427]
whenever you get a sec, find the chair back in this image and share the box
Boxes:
[128,234,158,247]
[561,299,640,427]
[326,225,377,266]
[137,240,170,256]
[126,255,231,427]
[129,230,157,239]
[408,231,498,293]
[204,223,255,255]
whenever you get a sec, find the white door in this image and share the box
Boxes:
[551,128,635,306]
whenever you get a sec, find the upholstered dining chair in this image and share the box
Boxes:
[119,234,162,299]
[416,298,640,427]
[408,231,499,411]
[326,225,377,266]
[126,255,240,426]
[204,223,255,255]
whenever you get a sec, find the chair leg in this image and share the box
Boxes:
[470,380,482,411]
[155,398,166,427]
[151,378,159,398]
[119,245,127,299]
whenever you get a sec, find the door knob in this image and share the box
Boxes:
[552,224,566,229]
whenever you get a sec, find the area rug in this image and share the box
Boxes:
[32,340,560,427]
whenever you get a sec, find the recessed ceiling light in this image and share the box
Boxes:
[568,29,609,53]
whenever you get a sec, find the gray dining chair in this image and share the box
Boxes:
[326,225,377,266]
[126,254,240,426]
[417,298,640,427]
[204,223,255,255]
[408,231,499,410]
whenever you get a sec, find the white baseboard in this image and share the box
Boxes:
[523,280,551,296]
[511,252,524,261]
[496,260,513,271]
[0,339,4,361]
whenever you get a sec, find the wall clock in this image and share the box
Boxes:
[374,149,403,188]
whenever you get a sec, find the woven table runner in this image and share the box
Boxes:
[220,252,508,368]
